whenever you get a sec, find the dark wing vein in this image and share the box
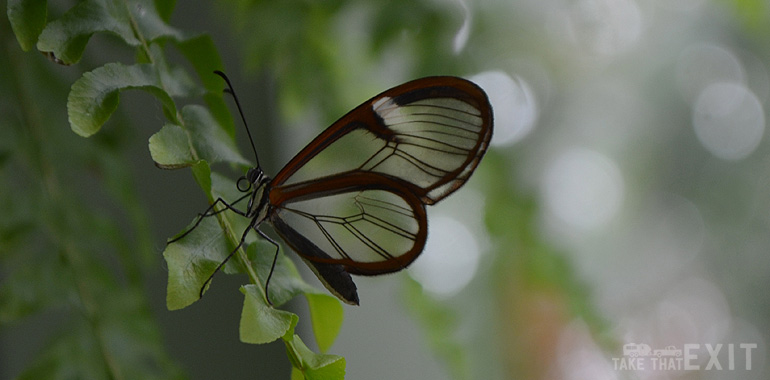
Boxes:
[342,222,393,260]
[354,194,415,217]
[397,135,475,153]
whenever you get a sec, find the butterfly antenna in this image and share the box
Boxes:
[214,70,261,168]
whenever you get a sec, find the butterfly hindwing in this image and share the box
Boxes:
[270,172,427,269]
[269,173,429,305]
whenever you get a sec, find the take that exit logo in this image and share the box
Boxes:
[613,343,758,371]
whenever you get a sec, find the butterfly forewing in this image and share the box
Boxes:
[270,77,492,204]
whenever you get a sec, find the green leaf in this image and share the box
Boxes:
[239,284,298,344]
[183,105,250,166]
[291,368,305,380]
[130,0,185,42]
[155,0,176,21]
[36,0,182,65]
[152,44,201,99]
[148,124,197,169]
[37,0,134,65]
[68,62,178,137]
[286,335,346,380]
[177,34,226,93]
[250,244,312,306]
[305,293,344,353]
[164,165,258,310]
[149,105,249,169]
[163,215,230,310]
[7,0,48,51]
[191,160,213,197]
[246,234,344,351]
[176,35,235,137]
[205,91,237,139]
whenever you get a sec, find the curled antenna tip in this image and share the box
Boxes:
[214,71,261,168]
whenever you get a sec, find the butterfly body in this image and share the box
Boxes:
[241,167,270,221]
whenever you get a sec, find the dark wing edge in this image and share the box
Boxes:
[272,214,360,305]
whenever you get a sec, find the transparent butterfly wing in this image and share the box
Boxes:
[268,173,427,304]
[270,76,493,204]
[270,173,427,272]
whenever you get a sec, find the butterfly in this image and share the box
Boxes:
[171,72,493,305]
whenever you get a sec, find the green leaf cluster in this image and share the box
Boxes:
[163,167,344,354]
[5,0,346,378]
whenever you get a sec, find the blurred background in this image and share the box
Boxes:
[2,0,769,379]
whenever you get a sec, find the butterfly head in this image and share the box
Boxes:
[238,166,271,219]
[236,167,263,191]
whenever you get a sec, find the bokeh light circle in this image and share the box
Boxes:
[409,216,480,297]
[542,148,624,231]
[692,82,764,160]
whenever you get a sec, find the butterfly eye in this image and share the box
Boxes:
[236,176,252,192]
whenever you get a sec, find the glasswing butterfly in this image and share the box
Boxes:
[171,72,493,305]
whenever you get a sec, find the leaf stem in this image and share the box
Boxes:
[212,204,268,303]
[122,0,153,64]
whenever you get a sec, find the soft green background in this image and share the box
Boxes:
[2,0,769,379]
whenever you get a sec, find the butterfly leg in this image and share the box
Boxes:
[168,192,252,244]
[255,228,281,306]
[198,216,257,298]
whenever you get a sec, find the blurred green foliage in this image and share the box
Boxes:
[2,1,184,378]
